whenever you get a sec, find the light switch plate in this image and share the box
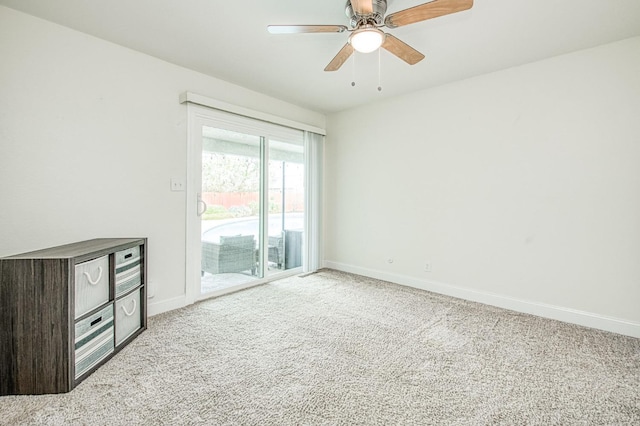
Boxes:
[170,178,185,192]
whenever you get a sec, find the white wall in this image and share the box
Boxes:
[2,5,638,336]
[325,36,640,337]
[0,6,325,314]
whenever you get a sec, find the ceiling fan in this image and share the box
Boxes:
[267,0,474,71]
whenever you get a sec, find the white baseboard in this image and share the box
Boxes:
[323,261,640,338]
[148,295,186,317]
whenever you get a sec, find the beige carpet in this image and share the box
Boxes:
[1,269,639,425]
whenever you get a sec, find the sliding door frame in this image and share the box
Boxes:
[185,102,320,305]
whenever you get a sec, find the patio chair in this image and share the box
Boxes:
[201,235,256,276]
[268,234,284,267]
[267,230,303,269]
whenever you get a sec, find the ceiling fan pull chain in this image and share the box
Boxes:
[377,48,383,92]
[351,52,356,87]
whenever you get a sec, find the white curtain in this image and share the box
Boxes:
[303,131,324,273]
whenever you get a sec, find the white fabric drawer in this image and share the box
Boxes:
[74,255,110,319]
[115,288,143,346]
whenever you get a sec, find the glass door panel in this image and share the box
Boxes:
[267,139,304,275]
[200,126,261,294]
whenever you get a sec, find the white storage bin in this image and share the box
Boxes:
[74,303,114,379]
[115,288,142,346]
[115,246,142,297]
[74,255,110,319]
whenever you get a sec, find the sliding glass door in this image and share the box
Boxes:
[188,106,307,299]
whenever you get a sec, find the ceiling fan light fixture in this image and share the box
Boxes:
[349,27,384,53]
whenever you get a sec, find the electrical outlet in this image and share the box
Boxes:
[424,262,432,272]
[147,279,155,299]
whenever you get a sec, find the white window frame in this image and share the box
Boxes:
[182,95,324,305]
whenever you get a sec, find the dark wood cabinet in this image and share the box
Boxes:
[0,238,147,395]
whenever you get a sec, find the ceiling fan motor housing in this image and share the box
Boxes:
[346,0,388,28]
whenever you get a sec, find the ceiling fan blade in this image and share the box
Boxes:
[350,0,374,15]
[384,0,473,28]
[267,25,348,34]
[381,34,425,65]
[324,43,355,72]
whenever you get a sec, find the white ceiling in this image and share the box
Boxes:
[2,0,640,113]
